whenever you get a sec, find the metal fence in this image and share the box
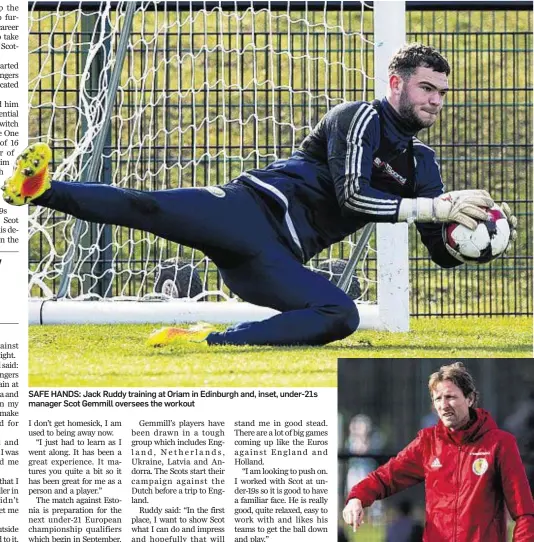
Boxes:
[406,4,532,317]
[27,1,532,317]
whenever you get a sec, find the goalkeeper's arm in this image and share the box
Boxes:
[325,107,494,227]
[397,190,494,230]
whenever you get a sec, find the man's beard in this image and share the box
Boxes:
[398,89,435,131]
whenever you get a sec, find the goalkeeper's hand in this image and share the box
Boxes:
[433,190,494,229]
[501,201,518,254]
[398,189,494,230]
[342,498,364,532]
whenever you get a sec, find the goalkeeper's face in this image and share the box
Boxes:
[431,380,472,431]
[397,67,449,130]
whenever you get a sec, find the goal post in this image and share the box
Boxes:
[374,1,409,331]
[27,0,409,331]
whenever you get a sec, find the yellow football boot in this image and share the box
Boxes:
[2,142,52,205]
[146,323,215,347]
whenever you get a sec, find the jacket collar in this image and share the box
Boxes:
[381,97,419,137]
[379,98,418,155]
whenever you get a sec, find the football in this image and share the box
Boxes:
[444,203,511,263]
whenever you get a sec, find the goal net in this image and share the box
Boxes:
[27,0,408,329]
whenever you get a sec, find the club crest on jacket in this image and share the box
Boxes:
[472,458,489,476]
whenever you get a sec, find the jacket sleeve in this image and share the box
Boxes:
[498,432,534,542]
[346,431,425,507]
[326,102,403,223]
[413,146,463,269]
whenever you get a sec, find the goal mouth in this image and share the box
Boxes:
[28,1,408,331]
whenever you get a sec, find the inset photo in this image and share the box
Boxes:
[338,359,534,541]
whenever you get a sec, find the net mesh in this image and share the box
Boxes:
[28,1,376,302]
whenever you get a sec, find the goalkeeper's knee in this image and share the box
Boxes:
[322,301,360,342]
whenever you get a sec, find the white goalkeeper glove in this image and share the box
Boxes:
[398,190,494,230]
[501,201,518,254]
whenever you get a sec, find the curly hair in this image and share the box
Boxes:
[388,43,451,80]
[428,362,479,408]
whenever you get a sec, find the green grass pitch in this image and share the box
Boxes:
[29,317,532,387]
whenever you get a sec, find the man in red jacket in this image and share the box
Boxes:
[343,362,534,541]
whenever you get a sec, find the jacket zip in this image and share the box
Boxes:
[454,444,462,541]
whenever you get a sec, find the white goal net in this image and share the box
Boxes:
[27,0,407,329]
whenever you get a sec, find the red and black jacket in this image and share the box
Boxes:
[346,409,534,541]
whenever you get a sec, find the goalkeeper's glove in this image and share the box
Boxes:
[501,201,518,254]
[398,190,494,230]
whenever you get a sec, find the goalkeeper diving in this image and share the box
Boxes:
[3,44,517,347]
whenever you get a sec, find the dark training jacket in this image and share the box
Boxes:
[236,97,461,267]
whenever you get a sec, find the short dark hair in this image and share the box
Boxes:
[428,362,479,408]
[388,43,451,80]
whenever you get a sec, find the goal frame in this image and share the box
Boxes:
[27,0,409,331]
